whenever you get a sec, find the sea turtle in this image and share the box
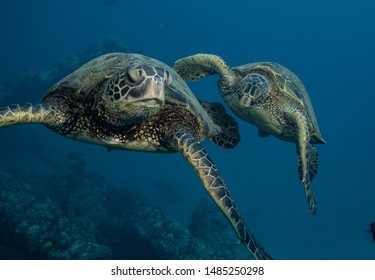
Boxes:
[0,53,272,259]
[174,54,326,215]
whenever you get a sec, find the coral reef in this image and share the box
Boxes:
[189,198,238,259]
[0,152,240,260]
[129,200,207,259]
[0,152,111,259]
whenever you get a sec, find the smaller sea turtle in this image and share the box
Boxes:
[174,54,326,214]
[0,53,271,259]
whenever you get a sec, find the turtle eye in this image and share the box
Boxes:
[164,70,173,85]
[126,68,146,85]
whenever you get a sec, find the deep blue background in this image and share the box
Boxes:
[0,0,374,259]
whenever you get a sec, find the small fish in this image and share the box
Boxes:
[371,222,375,243]
[40,240,54,253]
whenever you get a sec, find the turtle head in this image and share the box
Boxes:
[238,73,271,107]
[103,64,173,126]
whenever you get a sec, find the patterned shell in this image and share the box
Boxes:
[233,62,322,138]
[45,53,220,139]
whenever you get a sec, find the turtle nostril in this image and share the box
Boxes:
[153,75,163,85]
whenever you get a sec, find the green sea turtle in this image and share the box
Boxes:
[174,54,326,215]
[0,53,272,259]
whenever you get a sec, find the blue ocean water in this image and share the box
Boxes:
[0,0,374,259]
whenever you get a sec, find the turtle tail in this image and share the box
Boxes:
[170,130,272,260]
[0,103,58,128]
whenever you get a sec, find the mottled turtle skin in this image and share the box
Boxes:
[174,54,325,215]
[0,53,272,260]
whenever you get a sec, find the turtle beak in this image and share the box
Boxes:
[128,98,164,108]
[142,76,165,106]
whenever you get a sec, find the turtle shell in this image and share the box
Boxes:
[45,53,220,139]
[233,62,324,143]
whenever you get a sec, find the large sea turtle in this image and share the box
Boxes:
[174,54,325,215]
[0,53,272,259]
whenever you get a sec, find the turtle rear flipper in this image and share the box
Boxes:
[169,129,272,260]
[290,108,318,214]
[0,103,59,128]
[297,143,319,183]
[296,142,318,215]
[174,54,230,81]
[200,101,240,149]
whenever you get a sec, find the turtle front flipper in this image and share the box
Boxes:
[0,103,60,128]
[174,54,230,81]
[199,101,240,149]
[170,130,272,260]
[289,108,318,215]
